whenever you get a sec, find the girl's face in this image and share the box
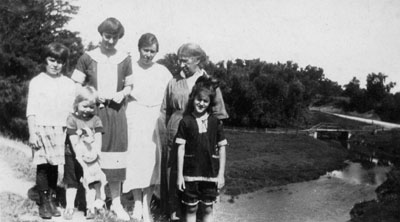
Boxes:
[139,44,157,66]
[193,91,211,116]
[77,100,96,118]
[45,57,63,76]
[179,56,200,77]
[101,32,119,51]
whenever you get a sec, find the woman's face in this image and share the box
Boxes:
[179,56,200,77]
[101,32,119,51]
[45,57,63,76]
[139,44,157,66]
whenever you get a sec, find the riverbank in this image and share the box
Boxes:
[0,128,350,221]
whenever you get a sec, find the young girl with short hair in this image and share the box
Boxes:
[26,42,76,219]
[176,77,227,222]
[63,86,106,220]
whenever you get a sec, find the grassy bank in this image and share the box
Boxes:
[224,130,348,196]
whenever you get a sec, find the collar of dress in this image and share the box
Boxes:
[180,69,208,79]
[87,48,129,64]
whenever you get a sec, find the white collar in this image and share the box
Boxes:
[180,69,206,79]
[87,48,129,64]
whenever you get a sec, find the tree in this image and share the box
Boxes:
[343,77,361,97]
[0,0,83,79]
[366,72,395,104]
[157,53,180,76]
[0,0,83,138]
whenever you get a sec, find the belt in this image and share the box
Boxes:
[97,99,124,111]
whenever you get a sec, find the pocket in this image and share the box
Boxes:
[183,155,196,174]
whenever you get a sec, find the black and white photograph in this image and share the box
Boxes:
[0,0,400,221]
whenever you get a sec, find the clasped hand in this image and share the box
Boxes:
[28,133,41,150]
[98,91,125,104]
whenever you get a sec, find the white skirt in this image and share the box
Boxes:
[123,102,163,191]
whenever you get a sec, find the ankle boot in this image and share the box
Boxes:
[39,190,52,219]
[48,189,61,217]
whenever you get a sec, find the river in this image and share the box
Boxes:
[214,161,390,222]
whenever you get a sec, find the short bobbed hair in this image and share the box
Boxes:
[186,75,218,115]
[177,43,209,68]
[73,86,98,113]
[138,33,159,52]
[97,17,125,39]
[42,42,70,64]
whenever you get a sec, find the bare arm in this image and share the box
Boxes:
[27,115,40,150]
[177,144,185,191]
[217,145,226,189]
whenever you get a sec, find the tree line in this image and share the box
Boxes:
[1,0,399,140]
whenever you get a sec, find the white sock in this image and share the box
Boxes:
[86,189,96,210]
[65,188,77,209]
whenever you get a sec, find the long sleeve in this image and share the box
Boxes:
[26,78,40,118]
[212,87,229,120]
[161,81,172,126]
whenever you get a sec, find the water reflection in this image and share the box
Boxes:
[326,161,391,186]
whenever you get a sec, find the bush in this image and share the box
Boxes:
[0,76,29,140]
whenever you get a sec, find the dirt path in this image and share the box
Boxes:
[330,113,400,129]
[0,137,87,222]
[0,160,33,197]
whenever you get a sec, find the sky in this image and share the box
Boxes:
[66,0,400,92]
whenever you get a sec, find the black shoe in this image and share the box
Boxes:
[48,189,61,217]
[39,190,52,219]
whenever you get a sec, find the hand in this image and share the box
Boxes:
[177,174,185,191]
[28,133,40,150]
[217,174,225,189]
[111,91,125,104]
[97,97,106,104]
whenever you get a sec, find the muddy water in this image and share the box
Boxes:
[214,162,390,222]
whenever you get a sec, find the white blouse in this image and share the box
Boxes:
[130,63,171,107]
[26,73,76,126]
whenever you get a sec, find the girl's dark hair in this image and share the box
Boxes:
[186,75,219,115]
[42,42,70,64]
[98,17,125,39]
[40,42,70,73]
[138,33,159,52]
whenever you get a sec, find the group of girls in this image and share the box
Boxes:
[26,17,228,222]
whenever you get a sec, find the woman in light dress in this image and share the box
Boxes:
[124,33,171,222]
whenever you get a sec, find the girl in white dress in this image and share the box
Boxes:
[26,42,75,219]
[124,33,171,222]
